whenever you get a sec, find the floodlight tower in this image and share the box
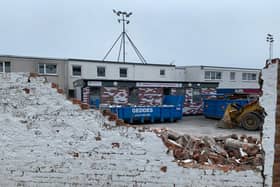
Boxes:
[115,10,131,62]
[266,34,274,63]
[103,10,147,63]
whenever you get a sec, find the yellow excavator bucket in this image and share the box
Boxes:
[216,104,239,129]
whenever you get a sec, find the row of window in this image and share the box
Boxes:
[72,65,166,78]
[71,66,128,77]
[204,71,257,81]
[1,62,257,82]
[13,63,168,78]
[0,62,11,73]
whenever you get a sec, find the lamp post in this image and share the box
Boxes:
[266,34,274,63]
[113,10,132,63]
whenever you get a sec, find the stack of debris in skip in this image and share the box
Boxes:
[154,129,263,171]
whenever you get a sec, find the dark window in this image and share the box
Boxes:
[38,63,57,75]
[72,65,82,76]
[216,72,222,79]
[163,88,171,95]
[68,90,75,98]
[0,63,3,72]
[204,71,210,79]
[46,64,57,74]
[192,88,201,103]
[120,68,127,78]
[0,61,11,73]
[230,72,235,80]
[175,88,185,96]
[97,67,105,77]
[205,71,222,80]
[128,88,139,104]
[38,64,45,74]
[160,69,165,76]
[5,62,11,72]
[242,73,257,80]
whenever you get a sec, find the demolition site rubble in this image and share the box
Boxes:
[154,128,263,171]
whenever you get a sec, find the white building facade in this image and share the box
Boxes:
[0,55,261,115]
[181,65,260,89]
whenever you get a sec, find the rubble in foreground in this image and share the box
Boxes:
[102,106,263,172]
[154,128,263,172]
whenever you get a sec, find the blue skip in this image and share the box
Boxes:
[110,95,184,124]
[202,94,252,119]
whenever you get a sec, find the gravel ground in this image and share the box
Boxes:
[137,115,261,138]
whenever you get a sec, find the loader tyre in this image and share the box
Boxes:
[241,112,261,131]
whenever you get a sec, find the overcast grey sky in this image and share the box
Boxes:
[0,0,279,68]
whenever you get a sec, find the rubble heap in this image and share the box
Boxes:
[155,129,263,171]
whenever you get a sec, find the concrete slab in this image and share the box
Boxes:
[137,116,260,138]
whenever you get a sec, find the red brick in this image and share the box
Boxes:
[80,103,90,110]
[275,134,280,144]
[112,142,120,148]
[273,182,280,187]
[57,88,64,94]
[275,144,280,151]
[116,119,126,126]
[276,116,280,123]
[275,125,280,132]
[108,113,117,121]
[72,98,81,105]
[273,163,280,182]
[160,166,167,172]
[29,72,38,77]
[51,82,58,88]
[23,88,30,94]
[275,151,280,160]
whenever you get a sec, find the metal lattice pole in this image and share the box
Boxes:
[103,10,146,63]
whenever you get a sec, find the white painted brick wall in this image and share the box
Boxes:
[260,64,278,187]
[0,73,264,186]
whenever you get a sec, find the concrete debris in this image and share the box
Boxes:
[160,166,167,172]
[156,129,263,171]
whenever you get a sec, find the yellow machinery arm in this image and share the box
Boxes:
[217,100,266,131]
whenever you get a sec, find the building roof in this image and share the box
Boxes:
[0,54,67,61]
[68,58,175,67]
[0,54,175,67]
[179,65,261,71]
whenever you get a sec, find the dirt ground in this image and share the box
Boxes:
[138,115,261,138]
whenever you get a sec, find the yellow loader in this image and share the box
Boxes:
[217,100,266,131]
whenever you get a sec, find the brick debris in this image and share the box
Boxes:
[154,128,263,172]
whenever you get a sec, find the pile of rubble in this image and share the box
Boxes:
[155,129,263,171]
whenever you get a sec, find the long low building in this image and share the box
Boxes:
[0,55,261,115]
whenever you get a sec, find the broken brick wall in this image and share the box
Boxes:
[0,73,264,186]
[101,87,128,105]
[260,62,278,187]
[273,62,280,187]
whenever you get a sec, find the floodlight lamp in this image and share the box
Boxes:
[113,9,116,13]
[127,21,130,24]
